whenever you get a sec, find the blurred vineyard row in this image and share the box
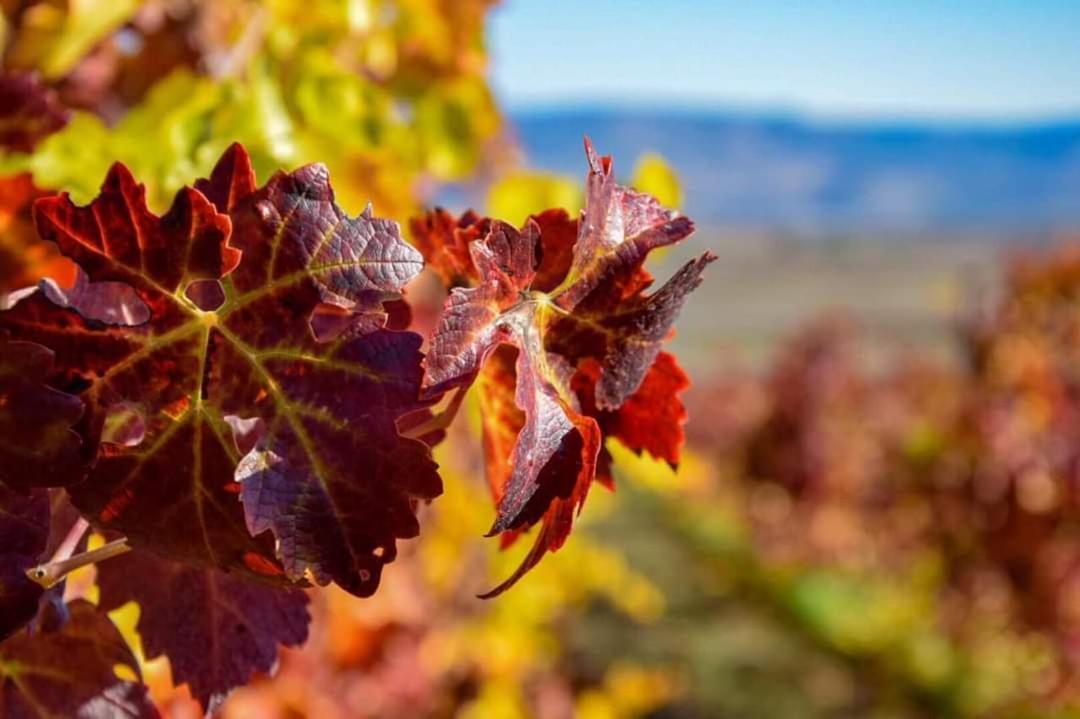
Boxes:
[7,2,1080,718]
[662,246,1080,718]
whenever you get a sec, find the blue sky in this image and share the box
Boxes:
[489,1,1080,121]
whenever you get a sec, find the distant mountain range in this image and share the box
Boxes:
[508,107,1080,237]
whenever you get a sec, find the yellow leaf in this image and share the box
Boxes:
[630,152,682,209]
[487,171,582,227]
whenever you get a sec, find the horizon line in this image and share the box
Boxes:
[500,96,1080,130]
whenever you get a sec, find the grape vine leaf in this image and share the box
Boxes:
[417,139,711,594]
[96,550,310,711]
[0,337,85,493]
[552,138,697,314]
[408,207,489,288]
[572,352,690,485]
[0,599,158,718]
[475,346,524,507]
[0,143,441,597]
[547,251,713,410]
[529,208,579,293]
[0,485,49,643]
[408,207,573,294]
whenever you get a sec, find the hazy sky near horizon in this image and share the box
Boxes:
[489,1,1080,121]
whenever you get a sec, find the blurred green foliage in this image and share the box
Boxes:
[1,0,501,217]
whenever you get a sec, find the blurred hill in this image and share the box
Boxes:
[510,106,1080,236]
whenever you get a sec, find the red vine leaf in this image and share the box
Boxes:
[530,208,578,293]
[477,347,600,598]
[554,137,695,310]
[419,218,602,594]
[96,551,310,711]
[573,351,690,485]
[0,143,440,596]
[0,337,85,492]
[417,139,708,593]
[476,346,523,505]
[408,208,489,288]
[421,222,532,392]
[0,485,48,642]
[0,599,158,718]
[548,252,713,410]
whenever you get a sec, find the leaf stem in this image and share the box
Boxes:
[49,516,90,565]
[26,538,132,589]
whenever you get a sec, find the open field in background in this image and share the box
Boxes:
[665,231,1005,374]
